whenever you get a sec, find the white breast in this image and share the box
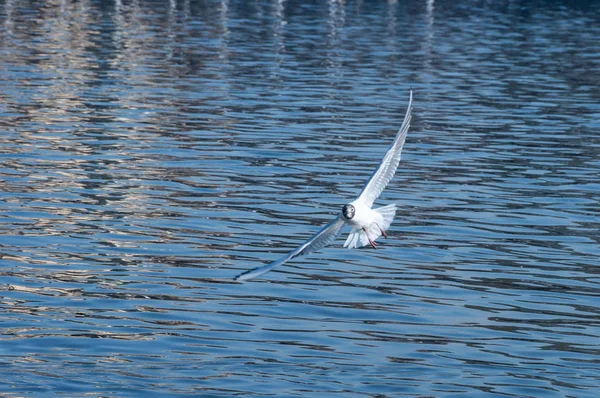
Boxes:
[345,200,380,229]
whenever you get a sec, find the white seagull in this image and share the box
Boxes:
[235,90,413,281]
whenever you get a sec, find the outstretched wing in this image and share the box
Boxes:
[356,90,413,208]
[235,215,346,281]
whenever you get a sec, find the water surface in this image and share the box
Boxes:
[1,0,599,396]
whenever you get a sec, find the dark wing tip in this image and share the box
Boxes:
[233,272,246,282]
[233,267,263,282]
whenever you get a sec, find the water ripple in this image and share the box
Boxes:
[1,0,599,396]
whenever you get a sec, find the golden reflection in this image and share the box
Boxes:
[1,254,59,266]
[2,0,260,266]
[8,284,83,297]
[326,0,345,76]
[270,0,286,84]
[423,0,435,89]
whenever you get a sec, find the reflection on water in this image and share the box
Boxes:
[1,0,599,396]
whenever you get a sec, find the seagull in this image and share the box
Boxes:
[235,90,413,281]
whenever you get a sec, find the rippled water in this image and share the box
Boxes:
[1,0,600,396]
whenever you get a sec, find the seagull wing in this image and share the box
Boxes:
[356,90,413,208]
[235,215,346,281]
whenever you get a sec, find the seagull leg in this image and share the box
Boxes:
[375,223,387,239]
[363,227,377,249]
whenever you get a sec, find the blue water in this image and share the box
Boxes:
[1,0,599,396]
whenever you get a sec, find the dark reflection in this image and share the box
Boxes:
[1,0,599,396]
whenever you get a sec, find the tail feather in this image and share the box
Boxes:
[343,227,365,248]
[376,203,397,231]
[343,204,397,249]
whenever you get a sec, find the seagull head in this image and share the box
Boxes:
[342,204,355,220]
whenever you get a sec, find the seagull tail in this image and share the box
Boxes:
[343,204,397,249]
[375,203,397,232]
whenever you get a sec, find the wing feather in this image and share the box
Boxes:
[356,90,413,207]
[235,215,345,281]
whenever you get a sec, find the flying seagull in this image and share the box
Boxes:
[235,90,413,281]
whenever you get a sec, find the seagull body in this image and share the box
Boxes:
[235,91,413,281]
[343,200,397,249]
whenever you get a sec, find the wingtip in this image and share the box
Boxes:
[233,261,279,282]
[233,270,252,282]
